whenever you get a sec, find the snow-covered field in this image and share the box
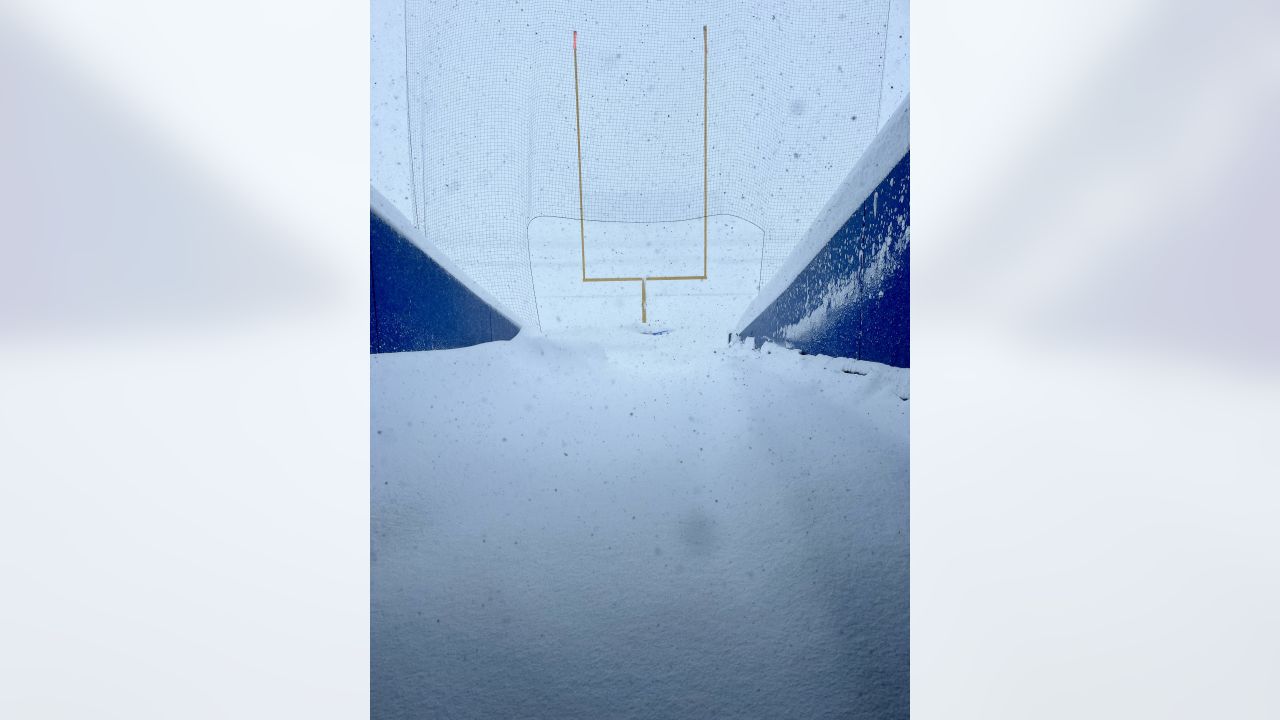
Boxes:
[374,219,909,715]
[372,326,908,718]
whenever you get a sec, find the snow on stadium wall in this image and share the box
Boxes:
[736,97,908,367]
[371,188,521,353]
[403,0,894,329]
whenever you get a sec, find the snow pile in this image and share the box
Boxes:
[372,328,908,718]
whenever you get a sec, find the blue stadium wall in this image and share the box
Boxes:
[370,191,521,353]
[737,99,909,368]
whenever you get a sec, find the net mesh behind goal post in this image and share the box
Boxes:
[405,0,892,330]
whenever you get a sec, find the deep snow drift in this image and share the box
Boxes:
[371,322,908,718]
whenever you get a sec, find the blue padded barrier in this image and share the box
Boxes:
[370,188,520,353]
[737,98,909,367]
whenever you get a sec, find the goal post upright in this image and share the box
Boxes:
[573,30,586,283]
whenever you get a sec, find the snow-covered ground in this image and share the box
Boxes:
[373,223,909,716]
[372,328,908,718]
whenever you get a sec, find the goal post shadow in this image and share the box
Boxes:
[572,26,709,324]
